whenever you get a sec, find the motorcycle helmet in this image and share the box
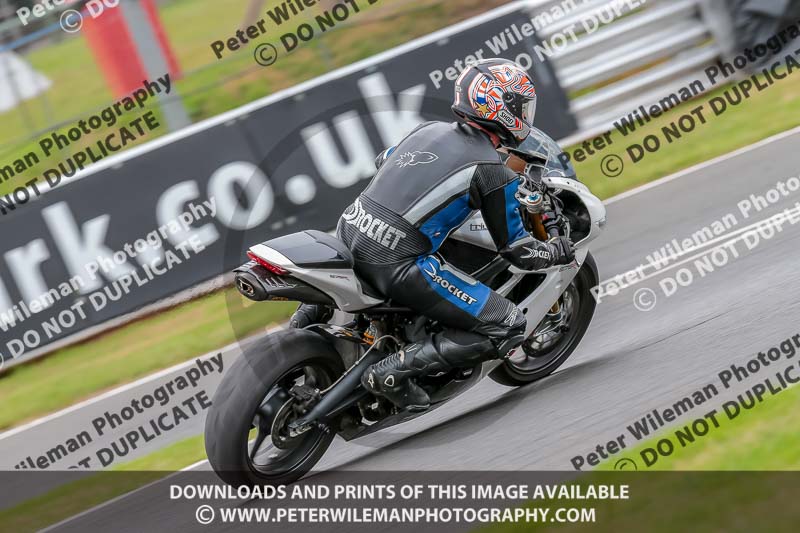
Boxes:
[452,58,537,148]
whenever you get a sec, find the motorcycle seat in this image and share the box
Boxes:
[262,230,354,269]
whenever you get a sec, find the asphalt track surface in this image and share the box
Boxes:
[9,129,800,530]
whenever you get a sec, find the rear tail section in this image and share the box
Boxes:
[234,230,384,311]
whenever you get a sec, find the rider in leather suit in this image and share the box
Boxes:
[293,58,574,411]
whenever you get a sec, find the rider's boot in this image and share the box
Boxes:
[361,330,500,412]
[290,304,333,329]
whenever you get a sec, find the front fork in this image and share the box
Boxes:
[528,210,562,315]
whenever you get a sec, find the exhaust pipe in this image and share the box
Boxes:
[233,261,334,305]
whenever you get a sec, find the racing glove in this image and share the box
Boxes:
[502,236,574,270]
[548,236,575,265]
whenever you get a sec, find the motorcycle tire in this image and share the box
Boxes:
[204,328,344,487]
[489,252,598,387]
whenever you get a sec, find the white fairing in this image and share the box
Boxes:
[451,177,606,249]
[448,176,605,355]
[543,176,607,245]
[248,244,383,312]
[450,213,497,251]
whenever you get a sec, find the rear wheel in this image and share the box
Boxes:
[204,329,344,486]
[489,253,598,386]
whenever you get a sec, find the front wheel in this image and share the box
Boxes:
[489,252,598,387]
[204,329,345,487]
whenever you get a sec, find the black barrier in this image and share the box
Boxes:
[0,7,576,362]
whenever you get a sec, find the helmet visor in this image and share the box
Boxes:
[522,97,537,127]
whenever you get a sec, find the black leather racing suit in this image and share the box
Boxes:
[334,121,568,410]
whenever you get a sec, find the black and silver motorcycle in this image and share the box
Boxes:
[204,134,607,486]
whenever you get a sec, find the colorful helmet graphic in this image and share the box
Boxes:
[452,58,537,148]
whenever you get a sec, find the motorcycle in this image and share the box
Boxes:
[204,137,607,486]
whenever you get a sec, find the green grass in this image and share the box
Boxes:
[115,434,206,471]
[484,380,800,533]
[595,378,800,471]
[0,435,207,533]
[0,289,295,430]
[568,68,800,200]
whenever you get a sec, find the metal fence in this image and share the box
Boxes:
[525,0,736,140]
